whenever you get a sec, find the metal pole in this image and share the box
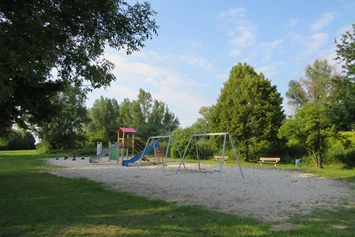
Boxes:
[163,137,171,172]
[195,136,201,171]
[192,132,227,137]
[148,135,172,139]
[228,133,244,178]
[177,135,193,174]
[138,137,151,168]
[172,136,186,170]
[152,139,159,166]
[219,133,227,180]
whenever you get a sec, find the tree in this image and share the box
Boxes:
[209,63,285,161]
[116,89,179,139]
[137,89,153,123]
[332,24,355,130]
[0,0,158,135]
[278,103,336,168]
[170,108,216,160]
[148,100,179,134]
[335,23,355,79]
[86,96,120,145]
[286,59,336,109]
[118,98,133,127]
[35,85,89,151]
[0,129,36,150]
[130,100,145,129]
[283,59,341,168]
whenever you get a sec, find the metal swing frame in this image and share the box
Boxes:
[138,135,186,172]
[176,132,244,180]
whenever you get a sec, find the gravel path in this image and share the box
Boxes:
[47,158,354,222]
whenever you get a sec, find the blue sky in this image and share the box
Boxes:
[87,0,355,128]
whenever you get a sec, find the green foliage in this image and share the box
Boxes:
[86,96,120,146]
[286,59,336,109]
[329,24,355,130]
[0,129,36,150]
[283,59,343,168]
[34,85,89,151]
[324,132,355,168]
[171,116,230,160]
[279,103,337,168]
[118,89,180,140]
[209,63,285,161]
[171,127,196,158]
[84,89,179,147]
[335,23,355,79]
[0,0,158,135]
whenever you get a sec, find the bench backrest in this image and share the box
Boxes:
[260,157,280,161]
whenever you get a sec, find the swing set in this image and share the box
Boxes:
[137,135,186,172]
[176,132,244,180]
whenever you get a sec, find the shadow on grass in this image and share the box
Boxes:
[270,204,355,237]
[0,170,269,237]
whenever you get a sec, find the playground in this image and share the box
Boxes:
[47,127,354,223]
[47,158,353,222]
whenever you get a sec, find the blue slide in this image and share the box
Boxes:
[122,141,160,166]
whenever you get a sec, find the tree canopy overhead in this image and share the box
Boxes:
[0,0,158,135]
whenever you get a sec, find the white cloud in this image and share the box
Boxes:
[154,85,211,127]
[304,33,329,55]
[310,12,338,32]
[342,2,355,9]
[336,24,353,36]
[218,8,257,52]
[216,74,228,81]
[288,32,303,41]
[257,61,285,78]
[190,41,203,49]
[288,19,299,27]
[259,39,284,49]
[87,50,214,127]
[228,49,242,57]
[230,27,255,48]
[218,8,246,18]
[288,31,330,64]
[178,55,213,70]
[255,39,284,62]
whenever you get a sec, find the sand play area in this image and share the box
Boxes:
[47,158,354,222]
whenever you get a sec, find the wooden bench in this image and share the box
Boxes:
[258,157,280,166]
[214,156,229,162]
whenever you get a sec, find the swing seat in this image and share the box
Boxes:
[213,156,229,162]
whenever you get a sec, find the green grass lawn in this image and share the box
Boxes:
[0,150,355,236]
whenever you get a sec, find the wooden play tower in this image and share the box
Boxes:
[116,127,165,163]
[116,127,136,157]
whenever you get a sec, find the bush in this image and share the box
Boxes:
[323,131,355,167]
[36,142,52,154]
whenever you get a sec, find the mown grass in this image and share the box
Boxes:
[0,150,355,236]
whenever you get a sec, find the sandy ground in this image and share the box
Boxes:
[47,157,354,222]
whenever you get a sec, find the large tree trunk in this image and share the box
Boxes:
[314,153,322,168]
[317,154,323,168]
